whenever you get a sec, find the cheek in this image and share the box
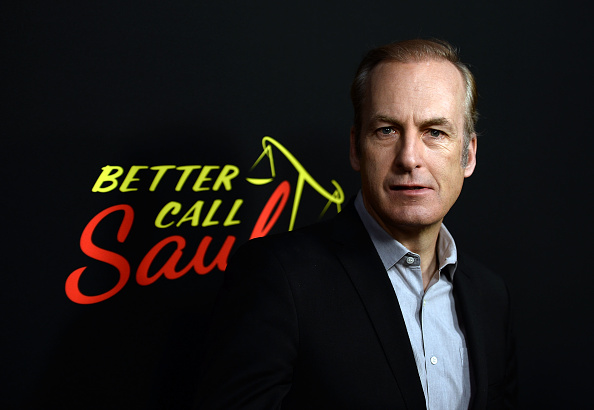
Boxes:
[359,145,378,173]
[361,154,389,183]
[364,144,394,171]
[431,156,465,191]
[441,167,466,199]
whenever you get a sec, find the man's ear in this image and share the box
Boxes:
[350,127,361,172]
[464,133,477,178]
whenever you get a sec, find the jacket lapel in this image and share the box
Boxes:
[330,203,426,409]
[453,257,488,410]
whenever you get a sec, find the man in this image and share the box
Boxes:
[196,39,517,409]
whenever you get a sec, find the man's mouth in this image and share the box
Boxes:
[392,186,426,190]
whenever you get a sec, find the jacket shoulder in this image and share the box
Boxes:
[457,252,507,287]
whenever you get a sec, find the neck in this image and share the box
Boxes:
[386,222,441,290]
[358,194,443,289]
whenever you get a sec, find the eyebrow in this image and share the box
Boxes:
[418,117,453,129]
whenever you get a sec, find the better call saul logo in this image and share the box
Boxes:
[66,137,345,304]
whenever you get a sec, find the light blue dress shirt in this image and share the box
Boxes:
[355,192,471,410]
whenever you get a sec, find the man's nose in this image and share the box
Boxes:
[393,132,422,171]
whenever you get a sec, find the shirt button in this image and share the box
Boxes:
[405,256,415,265]
[430,356,438,365]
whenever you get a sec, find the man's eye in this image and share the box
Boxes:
[378,127,394,135]
[427,129,445,138]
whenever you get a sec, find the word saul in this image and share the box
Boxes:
[66,182,291,304]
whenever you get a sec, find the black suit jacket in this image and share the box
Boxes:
[196,203,517,409]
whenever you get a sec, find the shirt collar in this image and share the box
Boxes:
[354,191,458,279]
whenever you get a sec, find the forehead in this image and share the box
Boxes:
[365,60,466,124]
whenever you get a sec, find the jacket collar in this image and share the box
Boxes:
[453,255,489,410]
[330,201,427,409]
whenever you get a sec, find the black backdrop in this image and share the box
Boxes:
[3,1,593,408]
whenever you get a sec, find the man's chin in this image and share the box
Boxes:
[378,210,444,231]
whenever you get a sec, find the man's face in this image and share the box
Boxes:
[350,60,477,237]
